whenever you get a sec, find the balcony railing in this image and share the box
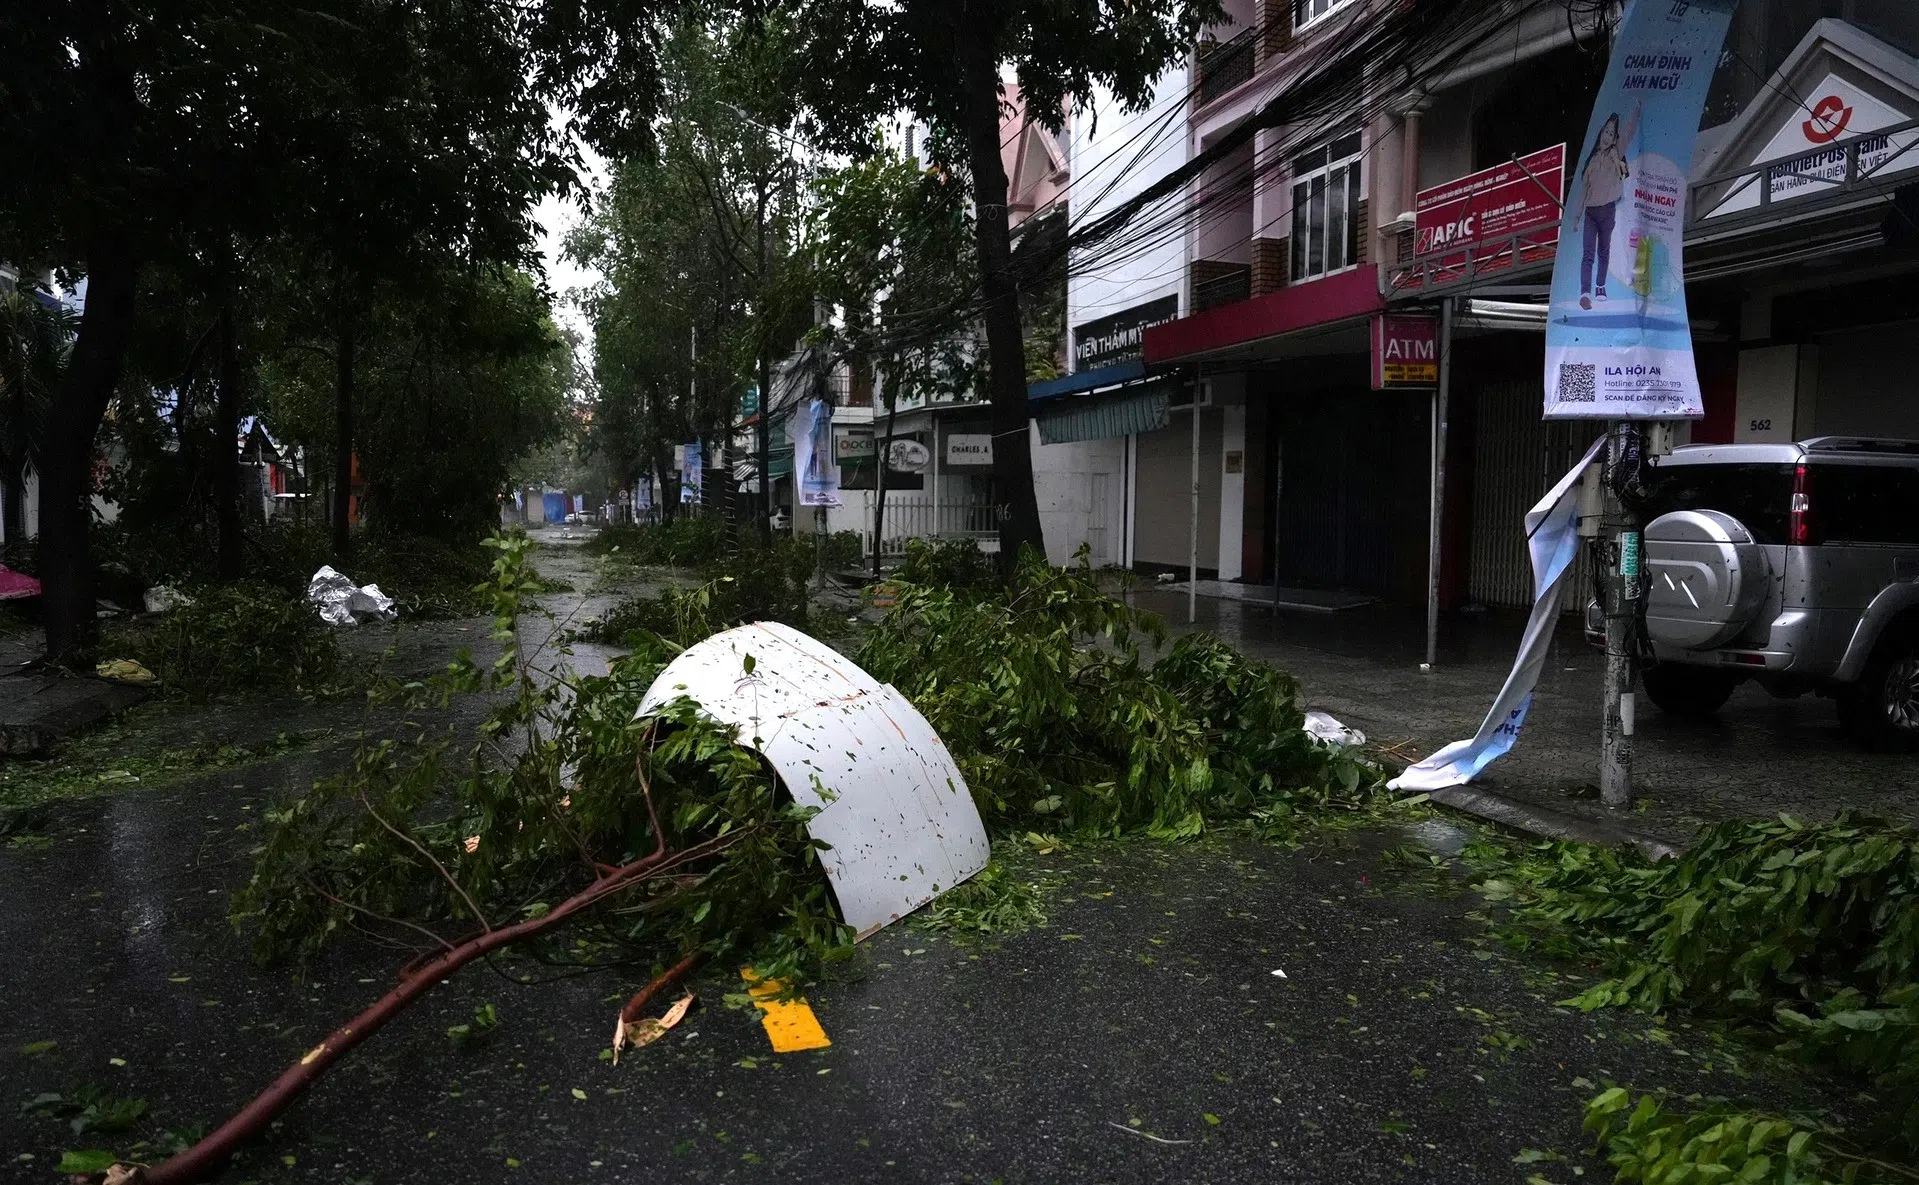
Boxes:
[1197,28,1255,106]
[1193,262,1252,312]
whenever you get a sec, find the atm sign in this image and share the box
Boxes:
[1371,313,1438,389]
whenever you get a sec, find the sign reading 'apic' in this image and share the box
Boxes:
[1398,143,1565,290]
[1370,313,1438,390]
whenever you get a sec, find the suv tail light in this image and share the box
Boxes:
[1789,462,1815,544]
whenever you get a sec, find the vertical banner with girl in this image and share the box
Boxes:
[1544,0,1739,419]
[795,398,842,508]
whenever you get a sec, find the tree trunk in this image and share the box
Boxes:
[654,448,679,522]
[39,229,138,662]
[958,31,1045,571]
[4,359,27,550]
[1,465,22,554]
[215,305,244,580]
[331,322,354,559]
[872,395,897,581]
[758,351,772,539]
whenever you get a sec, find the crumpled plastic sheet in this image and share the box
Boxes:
[95,658,157,686]
[143,585,193,614]
[307,565,398,626]
[1303,710,1366,748]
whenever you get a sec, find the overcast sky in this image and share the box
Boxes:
[535,118,608,360]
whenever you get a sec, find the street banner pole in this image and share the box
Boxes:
[1600,421,1643,807]
[1543,0,1736,807]
[1424,298,1453,670]
[1189,369,1200,625]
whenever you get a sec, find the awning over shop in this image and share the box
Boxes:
[1036,385,1170,445]
[1027,359,1145,401]
[1143,268,1382,366]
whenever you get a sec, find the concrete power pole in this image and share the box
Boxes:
[1599,421,1643,809]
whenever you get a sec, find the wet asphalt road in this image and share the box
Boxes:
[0,778,1843,1184]
[0,538,1854,1183]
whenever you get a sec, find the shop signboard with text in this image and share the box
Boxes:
[1370,314,1439,389]
[1701,71,1919,219]
[945,433,993,466]
[1072,295,1179,371]
[1396,144,1565,291]
[834,427,875,461]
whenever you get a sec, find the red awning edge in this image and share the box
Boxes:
[1143,268,1384,366]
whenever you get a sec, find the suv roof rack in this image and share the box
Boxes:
[1799,436,1919,455]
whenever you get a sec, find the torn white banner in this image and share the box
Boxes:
[1388,436,1605,792]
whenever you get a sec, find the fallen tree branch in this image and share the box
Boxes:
[612,950,704,1062]
[359,788,492,931]
[114,821,751,1185]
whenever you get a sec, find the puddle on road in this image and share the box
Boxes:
[1403,818,1473,857]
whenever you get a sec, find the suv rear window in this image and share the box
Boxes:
[1810,463,1919,546]
[1642,462,1794,544]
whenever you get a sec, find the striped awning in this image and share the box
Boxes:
[1036,384,1171,445]
[731,447,795,481]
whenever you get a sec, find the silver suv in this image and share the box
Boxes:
[1626,437,1919,748]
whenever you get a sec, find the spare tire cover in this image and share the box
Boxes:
[1643,509,1771,650]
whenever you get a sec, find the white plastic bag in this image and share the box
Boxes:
[1302,710,1366,748]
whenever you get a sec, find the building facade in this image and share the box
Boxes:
[1033,0,1919,616]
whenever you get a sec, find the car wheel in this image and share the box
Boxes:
[1641,664,1737,719]
[1841,632,1919,751]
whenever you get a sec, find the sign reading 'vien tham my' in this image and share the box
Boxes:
[1072,296,1179,372]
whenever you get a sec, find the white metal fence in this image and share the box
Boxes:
[859,493,1000,558]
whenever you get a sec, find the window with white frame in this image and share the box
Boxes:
[1289,133,1362,284]
[1293,0,1354,30]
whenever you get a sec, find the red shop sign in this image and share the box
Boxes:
[1371,313,1438,390]
[1397,143,1565,290]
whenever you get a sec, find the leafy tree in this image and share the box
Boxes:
[0,285,73,550]
[571,13,812,527]
[335,267,572,544]
[0,0,669,660]
[801,149,978,574]
[783,0,1220,564]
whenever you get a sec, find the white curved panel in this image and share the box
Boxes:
[636,622,989,939]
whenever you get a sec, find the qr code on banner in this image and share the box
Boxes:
[1557,362,1597,402]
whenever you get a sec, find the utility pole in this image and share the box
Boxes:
[689,325,699,514]
[1188,368,1201,625]
[1599,420,1642,808]
[1423,298,1454,670]
[756,145,773,540]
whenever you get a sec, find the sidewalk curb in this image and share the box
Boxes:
[1428,785,1684,862]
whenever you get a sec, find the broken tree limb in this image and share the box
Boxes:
[612,950,704,1062]
[117,825,749,1185]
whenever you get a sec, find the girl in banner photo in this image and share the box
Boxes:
[1575,101,1641,310]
